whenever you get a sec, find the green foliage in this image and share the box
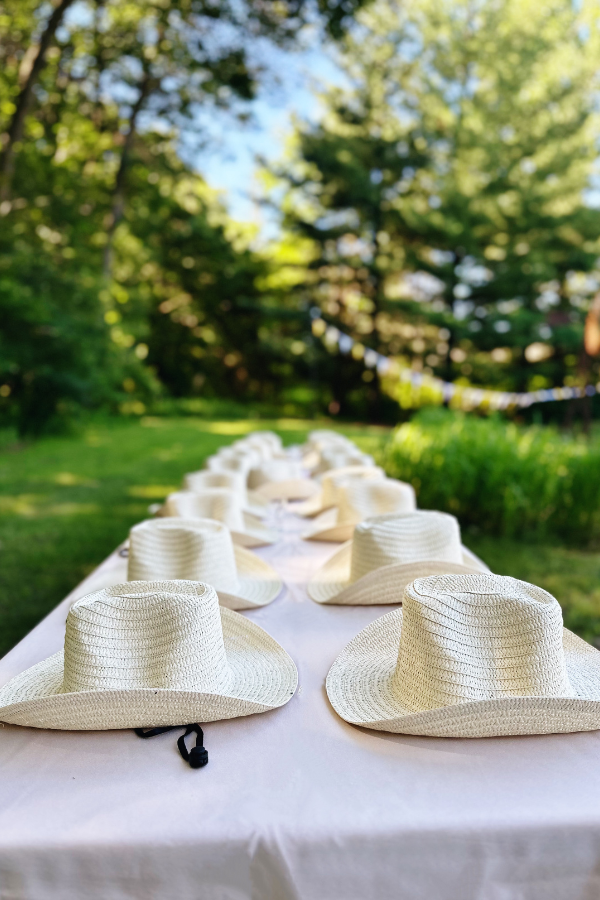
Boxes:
[275,0,600,417]
[0,0,369,436]
[382,409,600,543]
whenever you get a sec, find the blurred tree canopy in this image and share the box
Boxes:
[2,0,600,432]
[0,0,367,434]
[273,0,600,416]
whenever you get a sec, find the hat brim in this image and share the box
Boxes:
[217,545,283,610]
[291,492,333,518]
[78,546,281,612]
[230,512,278,548]
[326,609,600,737]
[253,479,318,502]
[309,541,488,605]
[245,490,271,519]
[0,608,297,731]
[301,507,354,542]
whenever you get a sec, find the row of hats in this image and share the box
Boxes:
[0,430,307,767]
[303,431,600,740]
[1,429,600,766]
[122,425,488,610]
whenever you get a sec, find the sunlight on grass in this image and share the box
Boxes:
[0,495,46,516]
[54,472,98,487]
[128,485,178,498]
[45,503,100,517]
[0,496,100,517]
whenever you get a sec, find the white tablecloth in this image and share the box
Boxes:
[1,505,600,900]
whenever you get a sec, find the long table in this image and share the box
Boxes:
[1,504,600,899]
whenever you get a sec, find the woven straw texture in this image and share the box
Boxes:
[326,573,600,736]
[254,478,319,502]
[309,511,488,604]
[163,489,277,547]
[182,470,268,518]
[294,466,386,518]
[127,518,282,609]
[0,580,297,730]
[304,478,416,542]
[247,459,312,501]
[205,451,258,476]
[312,449,375,476]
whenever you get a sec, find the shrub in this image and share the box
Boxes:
[381,409,600,545]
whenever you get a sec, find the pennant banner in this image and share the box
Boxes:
[310,312,597,410]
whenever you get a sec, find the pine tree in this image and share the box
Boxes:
[276,0,600,417]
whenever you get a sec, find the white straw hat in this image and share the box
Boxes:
[312,449,376,476]
[205,450,258,476]
[304,478,417,542]
[0,580,297,731]
[237,435,286,460]
[248,459,318,502]
[128,518,282,610]
[294,465,386,518]
[162,489,278,548]
[309,511,489,604]
[183,469,268,519]
[301,432,356,470]
[233,439,272,461]
[245,431,283,451]
[326,573,600,738]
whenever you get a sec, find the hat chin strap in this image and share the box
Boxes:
[135,723,208,769]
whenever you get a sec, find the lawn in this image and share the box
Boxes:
[0,414,598,657]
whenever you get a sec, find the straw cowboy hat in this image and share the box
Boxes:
[312,448,376,476]
[248,458,318,502]
[239,431,283,452]
[127,518,283,610]
[309,511,489,605]
[304,477,417,542]
[0,580,297,731]
[237,433,285,458]
[162,489,278,548]
[294,465,386,518]
[326,572,600,738]
[183,469,268,519]
[301,433,358,470]
[304,431,354,452]
[205,448,259,476]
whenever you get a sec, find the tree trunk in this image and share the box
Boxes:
[0,0,76,202]
[102,72,151,279]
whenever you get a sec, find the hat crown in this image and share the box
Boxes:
[337,478,416,525]
[350,511,462,581]
[248,458,302,488]
[321,466,385,506]
[207,453,255,475]
[165,489,245,531]
[62,581,232,694]
[184,470,247,496]
[394,574,573,711]
[128,518,240,592]
[236,439,271,460]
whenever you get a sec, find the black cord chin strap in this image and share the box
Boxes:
[135,724,208,769]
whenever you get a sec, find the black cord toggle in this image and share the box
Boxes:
[135,723,208,768]
[177,724,208,768]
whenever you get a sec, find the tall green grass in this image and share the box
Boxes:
[382,410,600,544]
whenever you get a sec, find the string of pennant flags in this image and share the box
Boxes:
[309,310,598,411]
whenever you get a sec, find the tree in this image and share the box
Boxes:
[276,0,600,418]
[0,0,372,434]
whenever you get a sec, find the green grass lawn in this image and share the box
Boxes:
[0,414,598,657]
